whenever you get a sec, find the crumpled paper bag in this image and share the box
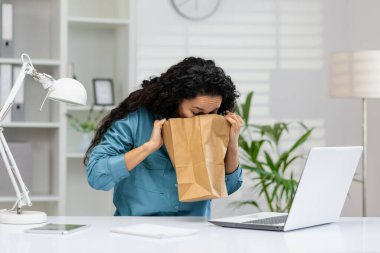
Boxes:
[162,114,230,202]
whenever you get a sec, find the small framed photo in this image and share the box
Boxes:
[93,78,115,106]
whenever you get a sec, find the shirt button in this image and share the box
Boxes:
[175,206,179,209]
[174,184,178,187]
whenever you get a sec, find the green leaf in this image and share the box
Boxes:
[229,200,259,209]
[271,184,281,204]
[249,140,266,161]
[238,136,250,153]
[264,151,277,171]
[242,92,254,125]
[232,90,314,213]
[283,155,303,173]
[241,164,264,174]
[289,128,313,153]
[235,104,241,118]
[66,105,105,133]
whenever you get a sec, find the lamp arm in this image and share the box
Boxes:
[0,54,51,212]
[0,54,86,220]
[0,129,31,211]
[0,62,32,212]
[0,54,55,121]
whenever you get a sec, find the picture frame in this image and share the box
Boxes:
[93,78,115,106]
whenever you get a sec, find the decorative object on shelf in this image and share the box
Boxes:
[66,105,105,134]
[78,132,92,153]
[330,50,380,217]
[0,53,87,225]
[170,0,220,20]
[93,78,115,106]
[66,104,105,152]
[233,92,313,212]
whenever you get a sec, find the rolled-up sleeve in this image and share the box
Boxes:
[86,114,137,191]
[225,164,243,195]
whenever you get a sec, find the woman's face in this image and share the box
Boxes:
[177,95,222,118]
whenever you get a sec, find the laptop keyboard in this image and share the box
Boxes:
[243,215,288,225]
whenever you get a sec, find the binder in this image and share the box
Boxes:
[11,65,24,121]
[0,63,12,122]
[0,2,13,57]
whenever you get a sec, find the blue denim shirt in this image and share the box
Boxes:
[86,107,243,217]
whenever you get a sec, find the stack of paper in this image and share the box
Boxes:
[110,223,198,239]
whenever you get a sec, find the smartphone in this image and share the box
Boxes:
[25,223,90,235]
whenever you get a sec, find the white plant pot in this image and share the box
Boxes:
[79,132,92,153]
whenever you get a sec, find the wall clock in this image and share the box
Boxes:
[171,0,221,21]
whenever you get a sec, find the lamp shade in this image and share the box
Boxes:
[330,50,380,98]
[48,78,87,105]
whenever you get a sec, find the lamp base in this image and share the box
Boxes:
[0,210,47,224]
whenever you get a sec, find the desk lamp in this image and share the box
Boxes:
[0,54,87,224]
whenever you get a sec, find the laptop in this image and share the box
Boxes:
[209,146,363,232]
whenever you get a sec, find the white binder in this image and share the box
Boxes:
[11,65,24,121]
[1,3,13,57]
[0,63,12,122]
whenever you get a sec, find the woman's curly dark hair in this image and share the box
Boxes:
[84,57,239,165]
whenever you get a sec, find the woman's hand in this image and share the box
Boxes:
[144,119,167,153]
[125,119,166,171]
[224,112,243,174]
[224,112,243,149]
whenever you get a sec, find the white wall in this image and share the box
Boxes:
[130,0,379,218]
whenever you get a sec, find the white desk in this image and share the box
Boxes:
[0,216,379,253]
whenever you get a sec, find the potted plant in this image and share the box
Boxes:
[235,92,313,212]
[66,105,106,152]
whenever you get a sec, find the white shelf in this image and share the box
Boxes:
[67,153,85,159]
[0,0,63,216]
[67,105,115,112]
[68,16,129,28]
[0,58,61,66]
[65,0,131,216]
[0,0,131,217]
[0,122,60,128]
[0,195,60,202]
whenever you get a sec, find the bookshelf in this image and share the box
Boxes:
[64,0,130,215]
[0,0,131,216]
[0,0,63,215]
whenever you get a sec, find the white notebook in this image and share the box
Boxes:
[110,223,198,239]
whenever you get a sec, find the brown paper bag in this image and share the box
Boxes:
[162,114,230,202]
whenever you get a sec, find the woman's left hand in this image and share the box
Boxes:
[224,111,243,149]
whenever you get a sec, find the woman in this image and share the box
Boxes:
[85,57,243,217]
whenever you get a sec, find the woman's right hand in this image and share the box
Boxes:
[144,119,167,153]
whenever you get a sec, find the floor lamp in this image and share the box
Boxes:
[330,50,380,217]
